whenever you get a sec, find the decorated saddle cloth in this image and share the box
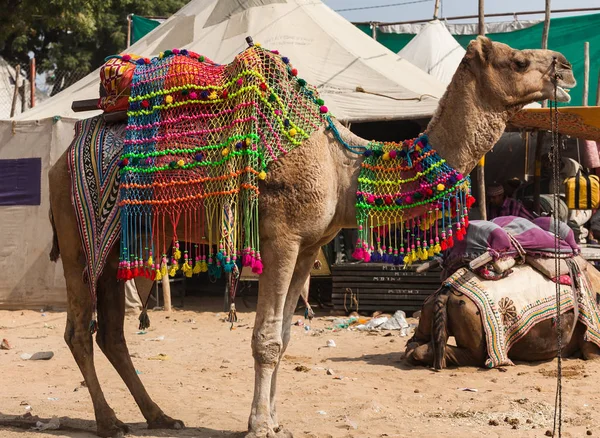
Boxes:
[444,262,600,368]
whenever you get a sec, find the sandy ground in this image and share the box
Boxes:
[1,296,599,438]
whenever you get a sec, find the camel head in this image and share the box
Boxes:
[462,36,575,107]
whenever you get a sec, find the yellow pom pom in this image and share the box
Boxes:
[177,159,185,167]
[155,270,162,281]
[168,264,178,277]
[420,249,428,261]
[165,95,173,104]
[158,52,164,59]
[255,42,261,47]
[289,128,297,137]
[258,171,267,180]
[436,183,445,192]
[208,91,217,100]
[382,152,390,161]
[428,247,435,257]
[174,248,181,260]
[222,148,230,156]
[182,262,193,278]
[200,261,208,273]
[245,138,252,146]
[403,256,410,265]
[147,256,153,267]
[160,263,167,276]
[192,261,201,274]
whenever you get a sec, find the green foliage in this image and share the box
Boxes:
[0,0,186,93]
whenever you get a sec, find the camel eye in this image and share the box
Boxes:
[514,59,529,71]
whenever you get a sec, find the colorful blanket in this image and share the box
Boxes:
[444,263,600,367]
[68,116,124,321]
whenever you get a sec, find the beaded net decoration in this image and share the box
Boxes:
[115,45,330,281]
[352,134,475,265]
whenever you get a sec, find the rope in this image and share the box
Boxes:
[343,288,359,313]
[325,115,367,155]
[550,58,563,438]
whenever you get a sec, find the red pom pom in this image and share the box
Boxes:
[141,100,150,108]
[464,216,469,228]
[122,158,129,166]
[440,240,448,251]
[259,82,267,91]
[222,89,228,99]
[447,236,454,248]
[384,195,393,205]
[456,228,464,241]
[389,150,397,159]
[291,68,298,76]
[466,195,476,208]
[121,54,131,62]
[144,57,151,64]
[426,188,433,196]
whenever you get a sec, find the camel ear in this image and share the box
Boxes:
[465,35,494,65]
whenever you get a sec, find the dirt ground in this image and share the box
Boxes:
[1,296,599,438]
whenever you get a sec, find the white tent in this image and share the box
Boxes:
[398,20,465,86]
[0,0,445,308]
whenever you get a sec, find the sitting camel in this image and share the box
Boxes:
[48,37,575,437]
[406,257,600,369]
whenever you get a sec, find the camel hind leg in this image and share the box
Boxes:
[49,159,128,438]
[95,250,184,431]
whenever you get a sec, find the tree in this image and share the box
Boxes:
[0,0,187,94]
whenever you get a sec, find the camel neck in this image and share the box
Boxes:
[425,66,518,176]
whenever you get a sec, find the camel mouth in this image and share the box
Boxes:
[554,86,571,103]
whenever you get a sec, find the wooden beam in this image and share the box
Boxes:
[433,0,441,19]
[103,111,127,123]
[71,99,99,112]
[477,0,487,221]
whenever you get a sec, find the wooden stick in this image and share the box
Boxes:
[478,0,485,36]
[10,64,20,118]
[71,99,99,112]
[583,42,590,106]
[161,275,172,312]
[30,57,35,108]
[477,0,487,221]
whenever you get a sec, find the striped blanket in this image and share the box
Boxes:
[68,116,125,317]
[444,262,600,367]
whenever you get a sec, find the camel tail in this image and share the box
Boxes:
[49,207,60,262]
[432,288,450,370]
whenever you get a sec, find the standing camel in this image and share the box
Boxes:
[48,37,575,437]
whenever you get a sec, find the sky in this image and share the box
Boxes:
[323,0,600,23]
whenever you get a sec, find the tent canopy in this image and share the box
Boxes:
[398,20,465,86]
[15,0,445,123]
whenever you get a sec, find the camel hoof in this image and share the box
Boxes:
[97,418,130,438]
[245,427,294,438]
[147,413,184,430]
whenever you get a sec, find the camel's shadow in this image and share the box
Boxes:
[329,351,415,370]
[0,413,245,437]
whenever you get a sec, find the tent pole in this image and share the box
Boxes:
[596,71,600,106]
[477,0,487,220]
[370,22,378,40]
[162,274,172,312]
[126,14,133,48]
[10,64,20,118]
[433,0,441,19]
[583,42,590,106]
[533,0,551,215]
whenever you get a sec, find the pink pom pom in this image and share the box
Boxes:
[172,48,180,54]
[405,196,413,204]
[367,195,375,204]
[189,91,198,99]
[363,251,371,263]
[237,78,244,86]
[319,105,328,113]
[121,54,131,62]
[389,150,397,159]
[252,259,264,275]
[352,247,364,261]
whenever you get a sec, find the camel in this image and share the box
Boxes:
[48,36,575,437]
[405,257,600,368]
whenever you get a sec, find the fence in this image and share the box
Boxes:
[0,59,89,119]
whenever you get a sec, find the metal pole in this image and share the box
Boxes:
[533,0,551,215]
[10,64,20,118]
[583,42,590,106]
[29,57,35,108]
[477,0,487,221]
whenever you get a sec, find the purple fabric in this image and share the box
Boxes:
[492,216,574,255]
[488,198,535,221]
[532,217,580,254]
[0,158,41,206]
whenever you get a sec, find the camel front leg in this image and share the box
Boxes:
[269,248,319,433]
[247,240,299,438]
